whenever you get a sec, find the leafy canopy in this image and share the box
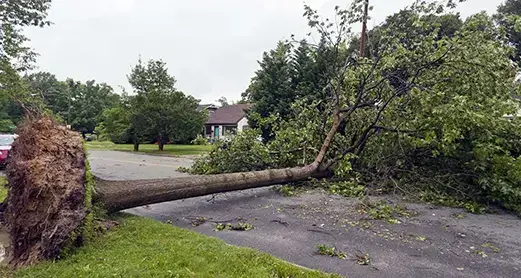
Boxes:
[22,72,121,135]
[0,0,52,126]
[494,0,521,67]
[117,58,207,149]
[192,1,521,215]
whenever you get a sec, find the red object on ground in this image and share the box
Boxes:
[0,134,17,168]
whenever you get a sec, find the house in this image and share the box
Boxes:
[204,103,251,140]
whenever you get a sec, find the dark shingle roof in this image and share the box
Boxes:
[205,104,251,125]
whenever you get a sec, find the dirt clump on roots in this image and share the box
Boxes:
[4,117,87,267]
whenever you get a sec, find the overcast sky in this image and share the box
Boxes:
[25,0,501,104]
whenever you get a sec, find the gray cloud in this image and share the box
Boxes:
[24,0,501,104]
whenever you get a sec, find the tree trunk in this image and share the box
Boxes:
[96,112,342,212]
[95,163,330,212]
[133,141,139,151]
[158,138,164,151]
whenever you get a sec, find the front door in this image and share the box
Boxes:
[214,126,220,139]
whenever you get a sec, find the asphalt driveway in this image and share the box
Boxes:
[89,151,521,278]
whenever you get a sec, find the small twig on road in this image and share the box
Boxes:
[307,229,333,236]
[206,193,220,203]
[270,219,289,227]
[185,216,244,224]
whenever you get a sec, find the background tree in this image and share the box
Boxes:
[99,99,132,143]
[0,0,52,120]
[0,97,24,133]
[0,101,19,132]
[291,38,338,107]
[68,79,120,137]
[24,72,70,121]
[242,41,293,141]
[23,73,121,137]
[127,58,206,150]
[217,96,229,107]
[494,0,521,67]
[242,38,340,142]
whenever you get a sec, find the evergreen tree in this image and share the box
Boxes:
[243,41,293,141]
[494,0,521,67]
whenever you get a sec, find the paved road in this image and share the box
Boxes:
[88,151,193,180]
[89,151,521,278]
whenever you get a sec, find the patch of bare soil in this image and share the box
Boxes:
[4,117,86,267]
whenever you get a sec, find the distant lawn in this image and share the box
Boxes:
[86,141,212,156]
[5,214,338,278]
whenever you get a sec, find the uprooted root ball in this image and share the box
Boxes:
[5,117,87,267]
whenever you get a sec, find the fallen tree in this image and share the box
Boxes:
[96,159,334,213]
[1,110,338,266]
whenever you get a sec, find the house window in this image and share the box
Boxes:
[223,126,237,135]
[205,125,212,135]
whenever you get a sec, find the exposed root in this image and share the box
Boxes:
[4,117,87,267]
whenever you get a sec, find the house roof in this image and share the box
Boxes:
[205,103,251,125]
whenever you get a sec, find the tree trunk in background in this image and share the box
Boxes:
[95,163,331,212]
[133,141,139,151]
[158,138,164,151]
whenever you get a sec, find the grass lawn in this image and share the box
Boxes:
[0,177,338,278]
[4,214,338,278]
[86,141,212,156]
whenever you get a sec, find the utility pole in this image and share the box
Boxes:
[359,0,369,57]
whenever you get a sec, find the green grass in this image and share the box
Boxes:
[8,214,338,278]
[0,176,6,202]
[86,141,212,156]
